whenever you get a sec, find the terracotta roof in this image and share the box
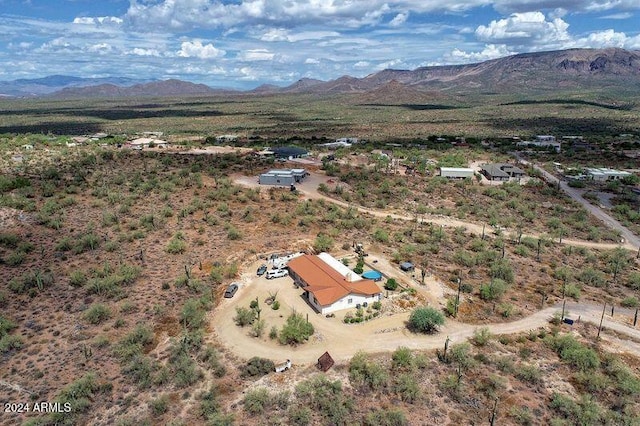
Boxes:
[288,254,381,306]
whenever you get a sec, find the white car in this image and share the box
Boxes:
[266,269,289,279]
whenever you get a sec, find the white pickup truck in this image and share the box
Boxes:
[274,359,292,373]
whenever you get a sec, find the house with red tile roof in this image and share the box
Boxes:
[287,253,382,315]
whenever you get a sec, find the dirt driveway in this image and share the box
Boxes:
[210,259,640,365]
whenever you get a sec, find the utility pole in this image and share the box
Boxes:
[598,302,606,338]
[561,299,566,320]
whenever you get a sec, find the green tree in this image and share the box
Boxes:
[279,312,314,345]
[313,233,334,252]
[408,307,444,334]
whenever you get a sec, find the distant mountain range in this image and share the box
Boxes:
[1,48,639,99]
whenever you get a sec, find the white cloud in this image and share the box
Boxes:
[573,29,640,49]
[354,61,371,68]
[599,12,634,19]
[87,43,113,54]
[305,58,320,64]
[389,12,409,27]
[475,11,571,48]
[260,28,340,42]
[445,43,515,63]
[129,47,162,57]
[241,49,275,61]
[177,40,225,59]
[73,16,123,25]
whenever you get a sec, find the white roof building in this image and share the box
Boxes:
[585,168,632,182]
[440,167,475,179]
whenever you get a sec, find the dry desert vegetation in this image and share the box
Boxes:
[1,137,640,426]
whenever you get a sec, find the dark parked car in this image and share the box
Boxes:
[224,283,238,298]
[257,264,267,276]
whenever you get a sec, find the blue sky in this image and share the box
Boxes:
[1,0,639,89]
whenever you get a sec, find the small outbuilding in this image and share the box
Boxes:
[258,169,308,186]
[317,351,335,372]
[272,146,309,159]
[440,167,475,179]
[400,262,415,272]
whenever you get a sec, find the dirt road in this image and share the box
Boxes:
[212,288,640,364]
[233,171,632,251]
[512,154,639,251]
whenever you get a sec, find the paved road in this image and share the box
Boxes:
[518,156,640,251]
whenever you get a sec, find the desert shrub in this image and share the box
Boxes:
[180,298,207,330]
[498,303,514,318]
[279,312,314,345]
[51,373,104,422]
[73,232,100,254]
[0,316,22,353]
[516,364,542,384]
[115,324,154,361]
[83,304,112,325]
[384,278,398,291]
[627,272,640,290]
[479,279,508,301]
[251,319,266,338]
[509,406,533,426]
[313,232,334,253]
[0,232,20,247]
[349,351,389,392]
[170,351,202,388]
[393,373,420,403]
[166,232,187,254]
[577,267,606,287]
[364,409,408,426]
[621,296,638,308]
[490,259,514,283]
[8,270,54,294]
[391,347,414,371]
[243,388,270,415]
[54,236,73,252]
[69,270,88,287]
[603,359,640,396]
[234,307,256,327]
[295,375,353,425]
[565,283,581,300]
[149,395,169,416]
[408,307,444,333]
[199,345,226,378]
[5,251,26,266]
[550,393,603,425]
[373,228,389,243]
[471,327,493,346]
[241,357,275,378]
[547,334,600,372]
[122,355,158,389]
[288,406,312,425]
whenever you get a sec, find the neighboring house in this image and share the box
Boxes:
[481,163,526,181]
[440,167,475,179]
[585,168,632,182]
[216,134,238,143]
[287,253,382,315]
[516,136,561,153]
[128,138,168,149]
[272,146,309,159]
[258,169,308,186]
[318,141,352,149]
